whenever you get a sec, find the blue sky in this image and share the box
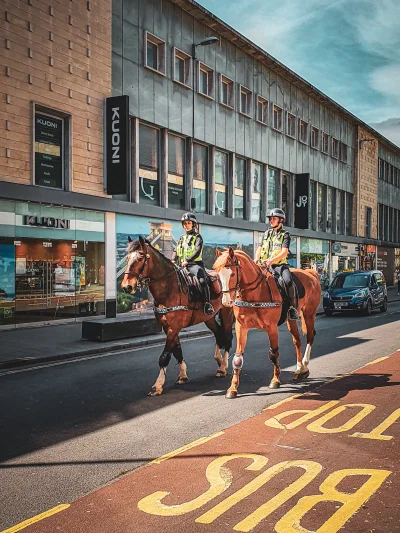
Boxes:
[198,0,400,146]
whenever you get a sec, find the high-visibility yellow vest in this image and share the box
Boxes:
[175,233,203,263]
[260,229,288,264]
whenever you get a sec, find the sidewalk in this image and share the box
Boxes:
[1,287,398,371]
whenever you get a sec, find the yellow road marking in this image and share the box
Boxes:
[363,355,390,366]
[151,431,224,464]
[1,505,70,533]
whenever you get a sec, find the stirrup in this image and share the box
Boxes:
[288,306,300,320]
[204,302,215,315]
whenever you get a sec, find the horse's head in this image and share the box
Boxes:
[121,235,151,294]
[213,247,240,307]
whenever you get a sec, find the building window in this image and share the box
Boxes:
[193,143,208,213]
[326,187,334,233]
[388,164,393,185]
[389,207,393,241]
[340,143,348,163]
[145,32,166,75]
[239,85,252,116]
[336,190,345,234]
[379,159,384,180]
[251,162,263,222]
[282,173,292,226]
[286,112,296,138]
[299,119,308,144]
[345,193,353,235]
[308,180,316,230]
[331,137,339,159]
[365,206,372,239]
[378,203,383,240]
[256,96,268,125]
[234,157,246,219]
[173,48,191,87]
[34,111,65,189]
[310,126,319,149]
[139,124,159,206]
[317,183,326,232]
[220,75,234,108]
[168,134,185,210]
[198,62,214,98]
[268,167,279,211]
[321,132,329,154]
[272,104,283,132]
[214,150,228,217]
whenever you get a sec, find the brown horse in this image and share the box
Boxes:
[213,247,321,398]
[121,236,234,396]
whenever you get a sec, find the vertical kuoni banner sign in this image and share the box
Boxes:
[295,173,310,229]
[106,95,129,195]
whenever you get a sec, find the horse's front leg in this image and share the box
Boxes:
[266,324,281,389]
[226,320,248,399]
[148,326,178,396]
[172,335,188,385]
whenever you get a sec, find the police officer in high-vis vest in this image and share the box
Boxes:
[255,208,300,320]
[172,212,214,316]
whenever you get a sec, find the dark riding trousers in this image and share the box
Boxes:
[271,263,293,288]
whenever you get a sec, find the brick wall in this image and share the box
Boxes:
[0,0,111,196]
[353,126,379,238]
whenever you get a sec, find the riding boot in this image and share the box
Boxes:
[202,282,215,315]
[287,284,300,320]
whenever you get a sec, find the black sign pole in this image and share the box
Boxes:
[295,173,310,229]
[106,95,129,195]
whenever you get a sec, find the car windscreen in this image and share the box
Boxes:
[331,274,369,289]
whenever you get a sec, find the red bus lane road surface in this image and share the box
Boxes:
[5,351,400,533]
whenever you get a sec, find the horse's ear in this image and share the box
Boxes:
[215,247,222,257]
[128,236,132,243]
[228,246,235,259]
[138,235,145,248]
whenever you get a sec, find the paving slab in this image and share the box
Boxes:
[8,350,400,533]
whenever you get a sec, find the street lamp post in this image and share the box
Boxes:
[191,36,218,211]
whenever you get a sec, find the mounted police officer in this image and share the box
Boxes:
[172,213,215,316]
[255,208,300,320]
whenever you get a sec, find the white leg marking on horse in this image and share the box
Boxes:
[178,360,187,379]
[302,344,312,367]
[154,368,166,390]
[296,361,306,372]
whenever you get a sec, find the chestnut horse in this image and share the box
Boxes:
[213,247,321,398]
[121,236,234,396]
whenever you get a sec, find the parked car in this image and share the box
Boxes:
[323,270,387,316]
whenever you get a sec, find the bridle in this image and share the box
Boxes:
[221,257,265,298]
[124,243,176,290]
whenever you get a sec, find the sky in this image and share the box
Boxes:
[198,0,400,147]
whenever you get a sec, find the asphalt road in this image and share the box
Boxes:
[1,301,400,530]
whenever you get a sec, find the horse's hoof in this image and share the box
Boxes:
[175,376,189,385]
[215,369,227,378]
[148,387,162,396]
[269,381,281,389]
[225,389,238,399]
[292,370,310,382]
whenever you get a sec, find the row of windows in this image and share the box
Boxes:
[378,204,400,243]
[144,31,349,163]
[309,181,353,236]
[138,121,353,235]
[378,158,400,188]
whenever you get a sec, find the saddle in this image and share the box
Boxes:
[262,267,305,326]
[178,268,221,304]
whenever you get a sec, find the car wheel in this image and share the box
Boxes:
[380,297,388,313]
[324,310,333,317]
[364,299,372,316]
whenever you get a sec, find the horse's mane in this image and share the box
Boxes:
[127,238,173,267]
[213,248,254,271]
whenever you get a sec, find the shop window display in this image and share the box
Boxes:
[300,238,330,289]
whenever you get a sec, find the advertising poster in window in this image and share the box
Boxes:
[202,226,254,270]
[0,244,15,323]
[116,215,182,314]
[35,113,63,189]
[377,247,394,285]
